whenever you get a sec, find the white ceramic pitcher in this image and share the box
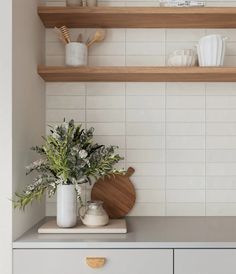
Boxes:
[197,34,228,67]
[79,200,109,227]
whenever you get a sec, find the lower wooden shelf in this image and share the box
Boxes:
[38,66,236,82]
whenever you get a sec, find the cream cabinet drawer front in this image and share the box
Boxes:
[14,249,173,274]
[175,249,236,274]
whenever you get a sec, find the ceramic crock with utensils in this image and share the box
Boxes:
[54,26,106,66]
[79,200,109,227]
[56,25,87,66]
[54,26,87,66]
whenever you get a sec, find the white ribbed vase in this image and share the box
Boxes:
[197,34,228,67]
[57,184,77,228]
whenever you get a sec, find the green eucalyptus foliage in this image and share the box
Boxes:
[13,119,124,210]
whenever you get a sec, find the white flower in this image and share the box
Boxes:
[62,122,69,130]
[75,184,82,195]
[77,177,87,184]
[55,178,65,185]
[84,159,90,167]
[26,159,45,171]
[79,149,88,159]
[52,132,60,139]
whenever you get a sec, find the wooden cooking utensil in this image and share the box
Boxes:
[87,29,106,47]
[77,33,83,43]
[54,27,67,45]
[91,167,136,219]
[60,26,71,44]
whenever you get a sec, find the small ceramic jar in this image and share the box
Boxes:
[86,0,97,6]
[66,0,82,6]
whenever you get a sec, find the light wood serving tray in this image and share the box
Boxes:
[38,218,127,234]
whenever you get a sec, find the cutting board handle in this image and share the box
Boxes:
[126,167,135,177]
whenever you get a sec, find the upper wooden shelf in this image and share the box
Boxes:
[38,6,236,28]
[38,66,236,82]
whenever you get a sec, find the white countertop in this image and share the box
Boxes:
[13,217,236,249]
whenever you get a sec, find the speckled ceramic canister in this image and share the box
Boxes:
[65,42,88,67]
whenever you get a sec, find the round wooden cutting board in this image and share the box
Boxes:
[91,167,136,219]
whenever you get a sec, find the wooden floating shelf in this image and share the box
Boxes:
[38,66,236,82]
[38,7,236,28]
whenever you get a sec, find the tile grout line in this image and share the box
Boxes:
[164,28,167,216]
[84,81,88,205]
[204,28,207,216]
[165,84,167,216]
[125,27,127,171]
[205,82,207,216]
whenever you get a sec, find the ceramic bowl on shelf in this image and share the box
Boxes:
[168,49,198,67]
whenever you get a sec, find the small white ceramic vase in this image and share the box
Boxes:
[197,34,228,67]
[57,184,77,228]
[65,42,88,67]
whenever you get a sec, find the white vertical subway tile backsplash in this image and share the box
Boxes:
[44,0,236,216]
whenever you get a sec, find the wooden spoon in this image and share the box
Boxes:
[87,29,106,47]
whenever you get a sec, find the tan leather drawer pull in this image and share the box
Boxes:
[86,257,106,269]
